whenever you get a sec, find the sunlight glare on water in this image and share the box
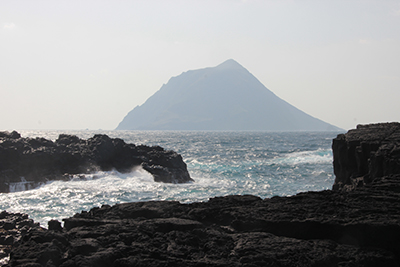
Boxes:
[0,130,341,227]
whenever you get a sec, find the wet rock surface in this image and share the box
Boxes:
[2,123,400,266]
[0,131,193,193]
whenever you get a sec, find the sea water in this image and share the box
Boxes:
[0,130,342,227]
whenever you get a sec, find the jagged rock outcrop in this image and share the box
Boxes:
[0,131,192,192]
[0,211,41,266]
[3,123,400,266]
[332,122,400,190]
[6,185,400,266]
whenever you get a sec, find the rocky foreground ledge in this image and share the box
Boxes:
[2,123,400,266]
[0,131,193,192]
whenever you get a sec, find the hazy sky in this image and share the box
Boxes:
[1,0,400,131]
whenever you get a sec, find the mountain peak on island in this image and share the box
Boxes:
[116,60,342,131]
[215,59,245,70]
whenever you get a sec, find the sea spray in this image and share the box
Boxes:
[0,130,341,227]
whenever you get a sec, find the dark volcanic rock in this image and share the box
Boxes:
[0,131,192,193]
[4,123,400,266]
[332,122,400,190]
[6,188,400,266]
[0,211,41,266]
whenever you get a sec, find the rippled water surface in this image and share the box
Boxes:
[0,130,342,227]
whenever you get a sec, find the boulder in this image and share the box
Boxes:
[0,132,193,193]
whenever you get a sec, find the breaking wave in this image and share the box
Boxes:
[0,130,340,227]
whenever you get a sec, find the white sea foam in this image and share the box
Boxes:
[9,181,38,193]
[0,256,9,266]
[268,149,332,166]
[1,130,340,228]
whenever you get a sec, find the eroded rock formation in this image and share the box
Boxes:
[2,123,400,266]
[0,131,192,192]
[332,122,400,190]
[6,185,400,266]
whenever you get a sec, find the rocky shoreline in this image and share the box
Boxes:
[0,131,193,193]
[1,123,400,266]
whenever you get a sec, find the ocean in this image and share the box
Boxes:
[0,130,342,227]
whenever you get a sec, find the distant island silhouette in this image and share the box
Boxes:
[116,59,342,131]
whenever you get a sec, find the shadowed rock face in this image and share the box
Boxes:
[332,122,400,190]
[0,131,192,192]
[3,123,400,266]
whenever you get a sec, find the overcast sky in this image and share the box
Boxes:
[1,0,400,131]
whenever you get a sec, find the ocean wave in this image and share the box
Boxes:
[268,149,332,166]
[0,168,155,227]
[4,130,338,228]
